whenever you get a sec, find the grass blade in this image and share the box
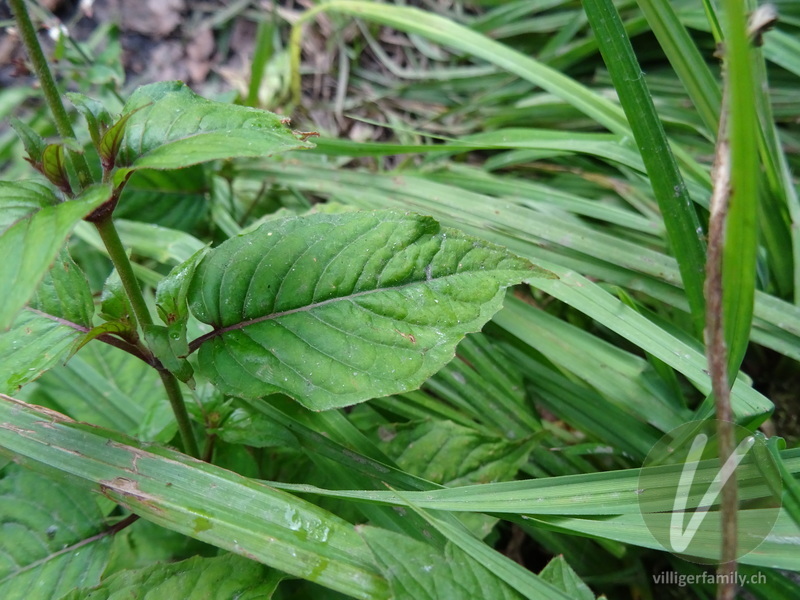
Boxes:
[583,0,707,334]
[636,0,721,134]
[0,395,388,600]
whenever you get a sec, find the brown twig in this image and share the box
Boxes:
[705,46,737,600]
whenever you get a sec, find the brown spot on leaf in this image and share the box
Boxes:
[395,329,416,344]
[99,477,163,514]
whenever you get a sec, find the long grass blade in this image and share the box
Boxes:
[583,0,707,335]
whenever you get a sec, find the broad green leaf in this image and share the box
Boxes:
[61,553,283,600]
[0,464,111,600]
[113,81,313,183]
[360,527,524,600]
[102,518,206,576]
[30,248,94,329]
[0,182,111,330]
[0,309,85,394]
[0,395,389,600]
[376,420,534,487]
[216,404,297,449]
[0,249,94,393]
[187,210,545,410]
[251,161,774,421]
[538,556,595,600]
[0,180,56,230]
[390,505,575,600]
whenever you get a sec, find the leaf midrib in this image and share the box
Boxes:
[187,266,522,354]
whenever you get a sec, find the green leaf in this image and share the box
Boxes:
[538,556,595,600]
[114,167,209,231]
[66,320,134,364]
[216,403,297,448]
[99,268,133,321]
[376,420,534,487]
[0,248,94,393]
[0,310,85,394]
[156,246,209,325]
[61,553,283,600]
[0,464,111,600]
[0,182,111,330]
[360,527,524,600]
[30,248,95,329]
[187,210,546,410]
[143,324,195,386]
[0,181,56,230]
[9,117,46,166]
[66,92,112,149]
[99,105,142,169]
[113,81,313,182]
[41,143,72,193]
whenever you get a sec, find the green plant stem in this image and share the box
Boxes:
[94,216,199,458]
[159,371,200,459]
[9,0,92,189]
[94,216,153,330]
